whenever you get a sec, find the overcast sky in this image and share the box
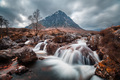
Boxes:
[0,0,120,30]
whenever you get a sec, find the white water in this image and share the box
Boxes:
[32,37,102,80]
[54,38,99,65]
[41,57,100,80]
[33,40,48,56]
[25,40,31,45]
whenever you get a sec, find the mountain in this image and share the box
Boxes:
[40,10,81,29]
[26,10,81,29]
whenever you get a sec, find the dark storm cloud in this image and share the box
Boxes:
[0,0,120,30]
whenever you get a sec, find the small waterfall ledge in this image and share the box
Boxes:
[33,40,48,57]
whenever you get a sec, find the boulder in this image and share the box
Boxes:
[15,65,28,75]
[46,42,60,55]
[13,46,38,63]
[95,57,120,80]
[87,35,101,51]
[53,33,77,43]
[0,37,17,50]
[0,74,12,80]
[0,50,13,64]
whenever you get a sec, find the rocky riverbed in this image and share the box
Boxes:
[0,26,120,80]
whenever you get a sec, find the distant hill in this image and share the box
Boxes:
[26,10,81,29]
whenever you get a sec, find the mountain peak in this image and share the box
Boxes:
[26,10,82,29]
[54,10,65,14]
[40,10,81,29]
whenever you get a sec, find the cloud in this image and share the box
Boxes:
[0,0,120,30]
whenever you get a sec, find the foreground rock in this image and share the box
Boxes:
[13,46,38,64]
[0,74,12,80]
[0,50,14,64]
[95,57,120,80]
[15,65,28,75]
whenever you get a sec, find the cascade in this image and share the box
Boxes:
[33,40,48,56]
[54,38,100,65]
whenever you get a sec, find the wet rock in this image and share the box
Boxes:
[13,46,38,64]
[15,65,28,75]
[79,46,97,65]
[87,35,101,51]
[0,37,17,50]
[39,57,45,60]
[40,43,45,50]
[46,42,60,55]
[0,74,12,80]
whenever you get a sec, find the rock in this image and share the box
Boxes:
[0,37,17,50]
[46,42,60,55]
[87,35,101,51]
[0,74,12,80]
[53,33,77,43]
[15,65,28,75]
[13,46,38,63]
[0,50,13,63]
[18,43,25,47]
[95,57,120,80]
[40,43,45,50]
[22,36,28,42]
[39,57,45,60]
[33,36,40,43]
[78,46,98,65]
[42,35,54,40]
[15,36,28,43]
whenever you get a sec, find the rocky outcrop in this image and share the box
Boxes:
[87,34,101,51]
[13,46,38,64]
[95,57,120,80]
[0,37,17,50]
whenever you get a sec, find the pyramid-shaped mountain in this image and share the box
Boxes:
[40,10,81,29]
[26,10,81,29]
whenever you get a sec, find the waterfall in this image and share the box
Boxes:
[16,37,102,80]
[33,40,48,56]
[54,38,100,65]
